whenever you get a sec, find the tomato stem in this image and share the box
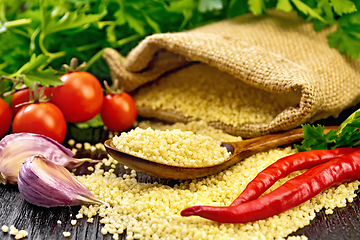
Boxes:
[0,76,25,97]
[14,81,50,108]
[62,58,87,73]
[103,79,123,95]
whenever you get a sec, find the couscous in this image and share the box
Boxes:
[73,121,359,240]
[112,127,231,167]
[134,63,301,126]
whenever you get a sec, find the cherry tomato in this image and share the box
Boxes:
[12,102,67,143]
[50,72,104,123]
[100,92,137,132]
[0,98,12,138]
[11,86,52,116]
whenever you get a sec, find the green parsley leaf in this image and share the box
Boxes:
[291,0,325,22]
[313,0,335,31]
[23,69,63,89]
[227,0,249,17]
[327,12,360,59]
[330,0,357,16]
[75,114,104,129]
[295,107,360,151]
[276,0,293,12]
[248,0,266,15]
[142,11,162,33]
[44,11,106,36]
[294,124,337,151]
[198,0,223,13]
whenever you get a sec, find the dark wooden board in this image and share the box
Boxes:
[1,173,360,240]
[1,106,360,240]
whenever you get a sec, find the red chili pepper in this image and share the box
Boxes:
[181,149,360,223]
[230,147,359,206]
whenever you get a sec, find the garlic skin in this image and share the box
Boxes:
[0,133,101,185]
[18,155,106,207]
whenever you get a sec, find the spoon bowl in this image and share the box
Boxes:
[104,126,338,180]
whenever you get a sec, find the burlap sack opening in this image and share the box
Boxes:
[103,10,360,138]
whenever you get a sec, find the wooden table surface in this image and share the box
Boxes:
[1,180,360,240]
[1,106,360,240]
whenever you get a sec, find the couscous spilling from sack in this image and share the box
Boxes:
[103,10,360,138]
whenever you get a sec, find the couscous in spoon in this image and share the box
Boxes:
[104,126,338,180]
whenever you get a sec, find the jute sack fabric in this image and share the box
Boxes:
[103,10,360,138]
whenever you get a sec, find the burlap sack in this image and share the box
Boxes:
[103,10,360,138]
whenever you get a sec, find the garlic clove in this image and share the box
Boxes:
[18,155,106,207]
[0,133,101,185]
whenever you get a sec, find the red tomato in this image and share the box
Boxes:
[12,102,67,143]
[100,92,137,132]
[50,72,104,123]
[0,98,12,138]
[11,86,52,116]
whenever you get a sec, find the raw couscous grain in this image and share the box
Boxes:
[134,63,301,126]
[136,120,243,142]
[15,230,28,240]
[1,225,8,233]
[74,121,360,240]
[9,225,18,235]
[112,127,231,167]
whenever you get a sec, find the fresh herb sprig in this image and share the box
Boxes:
[1,0,360,94]
[295,108,360,151]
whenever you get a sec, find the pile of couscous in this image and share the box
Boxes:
[73,121,360,240]
[112,127,231,167]
[135,120,243,142]
[134,63,302,126]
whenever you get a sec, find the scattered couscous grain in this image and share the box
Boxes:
[71,220,77,225]
[75,143,82,149]
[90,145,97,152]
[67,139,75,147]
[71,148,77,155]
[95,143,105,150]
[1,225,8,233]
[63,231,71,237]
[74,121,360,240]
[112,127,231,167]
[84,142,92,151]
[134,63,301,126]
[9,225,18,235]
[57,220,62,225]
[14,230,28,239]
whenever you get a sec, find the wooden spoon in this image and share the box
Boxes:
[104,126,338,180]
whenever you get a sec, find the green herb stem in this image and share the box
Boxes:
[116,34,142,46]
[8,28,29,38]
[38,41,103,71]
[38,32,52,58]
[83,48,105,71]
[4,18,32,28]
[0,62,8,70]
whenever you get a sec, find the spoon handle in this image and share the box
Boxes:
[230,126,339,156]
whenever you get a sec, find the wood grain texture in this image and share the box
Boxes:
[1,174,360,240]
